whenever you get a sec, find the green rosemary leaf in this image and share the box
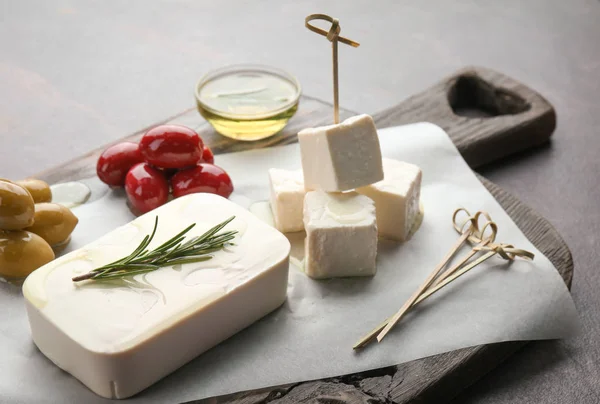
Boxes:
[152,223,196,252]
[125,217,158,261]
[195,216,235,244]
[177,247,223,258]
[165,256,214,266]
[72,216,237,282]
[110,234,149,266]
[94,268,158,280]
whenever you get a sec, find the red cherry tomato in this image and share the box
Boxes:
[171,163,233,199]
[96,142,143,186]
[139,125,203,169]
[125,163,169,214]
[201,145,214,164]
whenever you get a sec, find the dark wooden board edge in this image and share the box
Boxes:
[371,66,556,168]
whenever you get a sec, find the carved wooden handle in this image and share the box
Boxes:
[372,66,556,168]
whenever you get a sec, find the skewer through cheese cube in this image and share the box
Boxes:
[268,168,307,233]
[298,114,384,192]
[357,158,422,241]
[303,190,377,279]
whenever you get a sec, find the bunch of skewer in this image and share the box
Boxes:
[354,208,535,350]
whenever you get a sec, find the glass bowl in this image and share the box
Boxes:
[195,64,301,141]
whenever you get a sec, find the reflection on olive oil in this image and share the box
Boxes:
[248,201,275,227]
[249,200,305,269]
[407,202,425,240]
[76,274,166,306]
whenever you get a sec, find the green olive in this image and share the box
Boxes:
[0,230,55,279]
[25,203,78,246]
[16,179,52,203]
[0,180,35,230]
[51,235,71,254]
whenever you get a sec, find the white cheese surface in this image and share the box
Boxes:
[303,190,377,279]
[268,168,306,232]
[22,193,290,399]
[357,158,422,241]
[298,114,384,192]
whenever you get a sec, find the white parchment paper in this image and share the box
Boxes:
[0,123,579,403]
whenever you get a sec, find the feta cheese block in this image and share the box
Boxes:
[298,114,384,192]
[268,168,307,232]
[357,158,422,241]
[303,190,377,279]
[22,194,290,399]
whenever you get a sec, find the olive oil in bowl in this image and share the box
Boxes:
[195,65,301,141]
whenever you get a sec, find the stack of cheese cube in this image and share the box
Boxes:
[268,114,422,279]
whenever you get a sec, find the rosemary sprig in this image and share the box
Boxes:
[72,216,237,282]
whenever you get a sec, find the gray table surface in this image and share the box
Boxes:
[1,1,599,402]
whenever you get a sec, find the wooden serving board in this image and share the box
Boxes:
[35,67,571,403]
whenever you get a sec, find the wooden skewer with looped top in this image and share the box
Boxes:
[305,14,360,124]
[353,208,534,350]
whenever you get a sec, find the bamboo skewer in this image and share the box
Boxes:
[430,242,486,288]
[354,208,534,350]
[354,211,483,350]
[305,14,360,124]
[376,210,491,341]
[376,230,472,342]
[430,218,497,288]
[419,250,497,301]
[352,249,498,350]
[415,242,538,303]
[424,243,533,302]
[332,39,339,123]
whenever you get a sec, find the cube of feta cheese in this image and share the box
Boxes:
[268,168,307,233]
[303,190,377,279]
[22,194,290,399]
[356,158,422,241]
[298,114,384,192]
